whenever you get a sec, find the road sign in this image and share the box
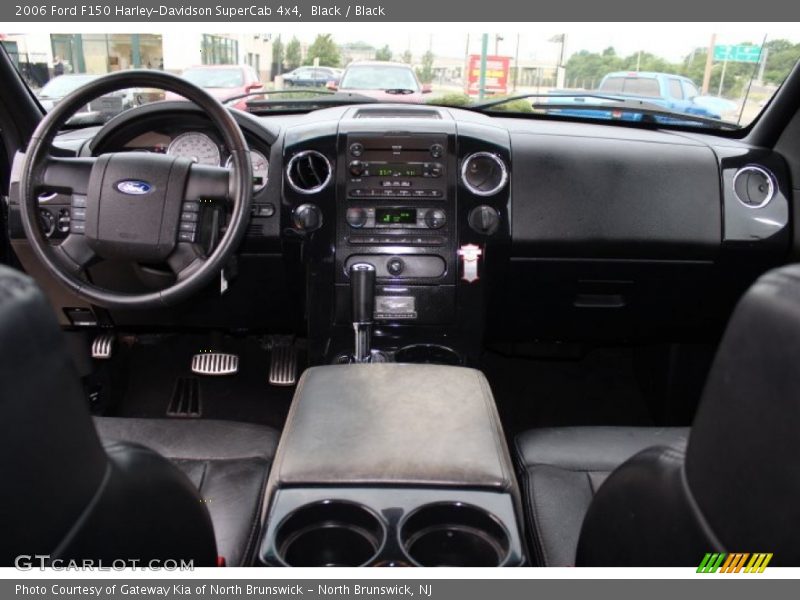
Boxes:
[713,44,762,63]
[466,54,510,96]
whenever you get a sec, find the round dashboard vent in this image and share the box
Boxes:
[733,165,775,208]
[461,152,508,196]
[286,150,332,194]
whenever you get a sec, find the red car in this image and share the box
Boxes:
[166,65,262,110]
[330,61,432,103]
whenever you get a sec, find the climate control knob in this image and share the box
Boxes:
[346,207,368,228]
[424,208,447,229]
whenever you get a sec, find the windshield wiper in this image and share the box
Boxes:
[466,93,739,130]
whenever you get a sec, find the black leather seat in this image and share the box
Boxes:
[0,265,279,566]
[516,265,800,566]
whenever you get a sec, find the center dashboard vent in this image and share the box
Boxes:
[354,108,442,119]
[286,150,332,194]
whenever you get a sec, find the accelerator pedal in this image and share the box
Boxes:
[268,336,297,386]
[167,377,201,418]
[191,352,239,376]
[91,333,115,359]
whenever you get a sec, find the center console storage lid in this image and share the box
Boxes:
[269,364,515,491]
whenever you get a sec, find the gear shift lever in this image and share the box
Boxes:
[350,262,375,363]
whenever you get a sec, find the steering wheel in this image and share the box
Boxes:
[18,70,252,309]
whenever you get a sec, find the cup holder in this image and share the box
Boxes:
[399,502,510,567]
[394,344,462,366]
[275,500,386,567]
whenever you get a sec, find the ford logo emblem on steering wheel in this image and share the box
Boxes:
[115,180,154,195]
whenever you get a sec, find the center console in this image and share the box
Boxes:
[259,364,526,567]
[282,107,512,366]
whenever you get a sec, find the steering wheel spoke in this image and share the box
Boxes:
[167,241,206,281]
[40,156,95,196]
[184,164,233,203]
[53,232,97,273]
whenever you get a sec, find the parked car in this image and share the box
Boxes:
[37,74,142,124]
[547,71,738,121]
[282,66,341,88]
[166,65,262,110]
[331,61,432,103]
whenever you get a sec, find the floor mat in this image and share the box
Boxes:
[111,334,294,431]
[482,347,655,440]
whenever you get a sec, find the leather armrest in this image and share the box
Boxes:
[269,364,515,491]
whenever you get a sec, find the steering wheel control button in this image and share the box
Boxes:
[182,202,200,212]
[386,257,405,277]
[178,231,196,243]
[252,204,276,218]
[178,221,197,232]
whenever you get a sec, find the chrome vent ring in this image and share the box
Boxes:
[286,150,332,194]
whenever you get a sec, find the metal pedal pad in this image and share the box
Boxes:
[191,352,239,376]
[269,339,297,386]
[91,333,115,359]
[167,377,201,418]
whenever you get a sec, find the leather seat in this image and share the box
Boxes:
[0,265,278,566]
[515,265,800,566]
[514,427,689,566]
[94,418,279,566]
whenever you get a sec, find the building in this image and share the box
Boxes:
[2,33,274,87]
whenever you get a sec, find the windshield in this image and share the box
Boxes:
[38,74,97,98]
[3,28,799,129]
[181,68,244,88]
[340,65,420,91]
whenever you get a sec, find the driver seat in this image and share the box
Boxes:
[0,265,279,566]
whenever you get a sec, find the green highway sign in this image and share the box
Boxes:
[713,44,762,63]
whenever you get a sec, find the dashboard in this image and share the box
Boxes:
[7,101,794,361]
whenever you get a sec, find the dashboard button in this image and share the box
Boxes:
[179,221,197,232]
[181,211,199,222]
[178,231,196,243]
[386,257,405,276]
[182,202,200,213]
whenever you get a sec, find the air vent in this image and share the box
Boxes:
[286,150,332,194]
[461,152,508,196]
[733,165,775,208]
[354,108,442,119]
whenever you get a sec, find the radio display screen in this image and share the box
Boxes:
[375,163,423,178]
[376,208,417,224]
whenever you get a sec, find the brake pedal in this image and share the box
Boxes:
[269,338,297,386]
[191,352,239,376]
[91,333,115,359]
[167,377,201,418]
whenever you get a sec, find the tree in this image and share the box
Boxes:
[272,35,284,75]
[416,50,435,84]
[401,50,413,64]
[304,34,341,67]
[762,39,800,85]
[285,37,302,70]
[375,45,392,61]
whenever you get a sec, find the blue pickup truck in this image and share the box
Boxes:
[548,71,737,122]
